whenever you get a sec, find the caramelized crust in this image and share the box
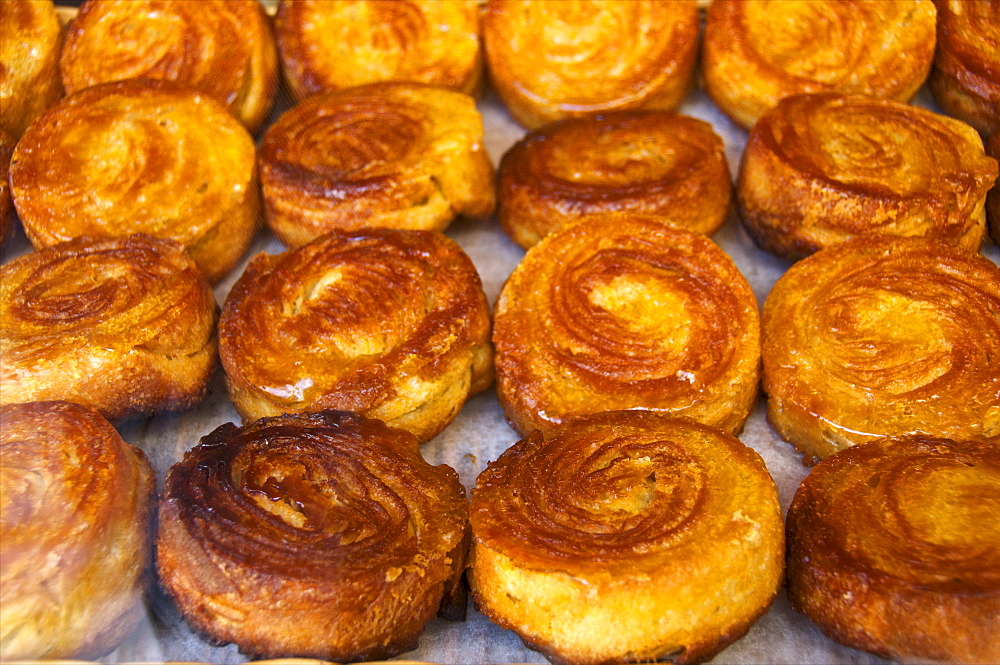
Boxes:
[219,229,493,443]
[469,411,784,665]
[786,435,1000,664]
[482,0,699,129]
[0,234,218,421]
[259,82,495,247]
[157,410,469,660]
[987,131,1000,245]
[499,111,732,249]
[60,0,278,134]
[0,128,13,246]
[494,217,760,438]
[275,0,482,102]
[738,93,998,260]
[762,236,1000,462]
[0,0,63,138]
[703,0,937,129]
[0,401,155,660]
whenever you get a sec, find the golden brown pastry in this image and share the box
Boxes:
[469,410,784,665]
[703,0,937,130]
[0,128,14,247]
[929,0,1000,137]
[9,78,260,283]
[494,216,760,437]
[0,234,218,422]
[786,434,1000,664]
[987,131,1000,245]
[738,93,998,260]
[219,229,492,443]
[482,0,699,129]
[275,0,482,102]
[259,82,495,247]
[60,0,278,134]
[157,410,469,660]
[0,0,63,138]
[762,236,1000,463]
[0,400,155,660]
[498,111,732,249]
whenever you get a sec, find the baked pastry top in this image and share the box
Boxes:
[0,0,63,138]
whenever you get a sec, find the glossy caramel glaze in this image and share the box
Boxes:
[703,0,937,129]
[0,401,155,660]
[0,128,14,247]
[482,0,699,129]
[0,0,63,138]
[762,236,1000,462]
[494,217,760,437]
[0,234,218,421]
[787,435,1000,664]
[219,229,492,443]
[987,131,1000,245]
[157,410,469,660]
[738,93,998,260]
[469,411,784,665]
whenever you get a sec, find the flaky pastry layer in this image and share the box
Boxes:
[0,0,63,138]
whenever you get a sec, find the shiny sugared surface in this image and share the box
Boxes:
[0,0,63,138]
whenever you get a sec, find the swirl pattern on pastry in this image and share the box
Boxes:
[494,217,760,437]
[482,0,699,129]
[0,400,155,660]
[786,434,1000,664]
[157,410,469,660]
[0,234,218,421]
[9,78,260,283]
[469,410,784,665]
[0,0,63,138]
[762,236,1000,462]
[738,93,998,260]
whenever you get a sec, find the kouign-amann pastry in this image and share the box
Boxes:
[762,236,1000,463]
[738,93,998,260]
[787,434,1000,664]
[494,217,760,437]
[469,411,784,665]
[219,229,492,443]
[703,0,937,129]
[0,401,155,660]
[0,234,218,422]
[0,128,14,246]
[9,78,260,283]
[482,0,699,129]
[259,82,495,247]
[987,131,1000,245]
[0,0,63,138]
[275,0,482,102]
[157,410,469,661]
[60,0,278,134]
[499,111,732,249]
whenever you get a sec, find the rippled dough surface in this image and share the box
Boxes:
[469,411,784,665]
[762,236,1000,462]
[0,0,63,138]
[0,401,155,660]
[787,435,1000,664]
[703,0,937,130]
[738,93,998,260]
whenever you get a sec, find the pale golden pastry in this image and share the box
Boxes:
[787,434,1000,664]
[219,229,492,443]
[738,93,998,260]
[275,0,482,102]
[0,234,218,422]
[0,128,14,247]
[499,111,732,249]
[494,217,760,437]
[703,0,937,130]
[0,0,63,138]
[9,78,260,283]
[987,131,1000,245]
[60,0,278,134]
[469,411,784,665]
[762,236,1000,463]
[259,82,495,247]
[0,400,155,660]
[157,410,469,660]
[482,0,699,129]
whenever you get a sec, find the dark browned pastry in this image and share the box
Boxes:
[987,131,1000,245]
[499,111,732,249]
[0,128,14,247]
[469,411,784,665]
[786,434,1000,664]
[0,234,218,421]
[157,410,469,661]
[0,400,155,660]
[738,93,998,260]
[0,0,63,138]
